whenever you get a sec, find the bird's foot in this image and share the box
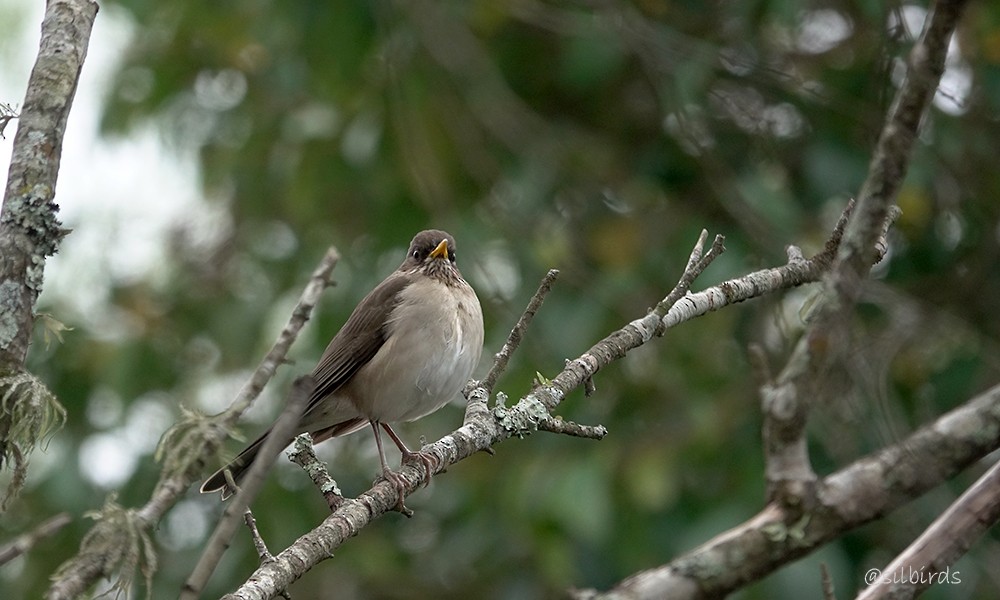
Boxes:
[377,468,414,517]
[401,449,440,488]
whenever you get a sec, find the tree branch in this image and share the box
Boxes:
[760,0,967,508]
[0,512,71,566]
[181,376,315,600]
[856,458,1000,599]
[479,268,559,396]
[0,0,98,367]
[45,249,338,600]
[288,433,346,511]
[580,3,972,596]
[0,0,98,508]
[573,382,1000,599]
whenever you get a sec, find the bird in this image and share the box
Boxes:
[200,229,484,506]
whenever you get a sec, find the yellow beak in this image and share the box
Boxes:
[429,239,449,260]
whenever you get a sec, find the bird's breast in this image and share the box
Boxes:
[347,276,484,423]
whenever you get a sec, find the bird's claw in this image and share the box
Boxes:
[402,449,439,487]
[377,468,414,517]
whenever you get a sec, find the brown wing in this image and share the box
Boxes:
[306,270,412,411]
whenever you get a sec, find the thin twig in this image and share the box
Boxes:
[222,248,340,421]
[821,563,836,600]
[288,433,345,511]
[479,269,560,395]
[817,198,856,266]
[873,205,902,265]
[538,417,608,440]
[0,513,71,566]
[243,508,274,563]
[536,231,727,419]
[180,376,314,600]
[653,232,725,334]
[241,509,292,600]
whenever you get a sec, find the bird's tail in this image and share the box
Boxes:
[199,416,368,499]
[199,430,274,499]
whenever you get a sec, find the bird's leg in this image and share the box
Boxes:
[381,423,439,487]
[370,421,409,513]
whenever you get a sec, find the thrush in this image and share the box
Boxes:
[201,229,484,505]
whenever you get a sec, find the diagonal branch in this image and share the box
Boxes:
[223,222,865,598]
[573,382,1000,599]
[759,0,967,508]
[0,512,71,566]
[181,376,315,600]
[479,268,560,396]
[856,458,1000,600]
[45,249,339,600]
[0,0,98,510]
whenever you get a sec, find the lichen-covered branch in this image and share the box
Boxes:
[856,458,1000,600]
[222,221,859,598]
[45,249,338,600]
[0,0,97,366]
[0,0,98,510]
[573,383,1000,600]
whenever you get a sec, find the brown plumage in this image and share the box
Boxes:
[200,230,484,500]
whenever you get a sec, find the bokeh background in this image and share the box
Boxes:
[3,0,1000,598]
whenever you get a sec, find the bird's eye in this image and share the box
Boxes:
[450,251,457,263]
[412,250,420,259]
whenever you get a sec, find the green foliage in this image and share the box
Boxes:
[6,0,1000,598]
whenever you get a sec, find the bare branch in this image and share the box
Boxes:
[759,0,967,508]
[840,0,968,280]
[856,459,1000,600]
[575,383,1000,599]
[46,249,338,600]
[181,376,314,600]
[653,230,723,328]
[821,563,837,600]
[0,512,71,566]
[658,240,821,332]
[479,268,560,395]
[538,417,608,440]
[221,248,340,423]
[242,508,275,564]
[536,231,728,417]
